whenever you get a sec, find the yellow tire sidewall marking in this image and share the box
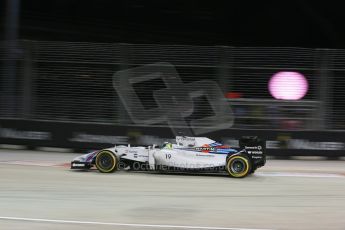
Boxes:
[96,151,117,173]
[226,155,250,178]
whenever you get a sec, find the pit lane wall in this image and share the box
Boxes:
[0,119,344,157]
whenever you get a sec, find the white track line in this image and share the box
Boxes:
[0,216,273,230]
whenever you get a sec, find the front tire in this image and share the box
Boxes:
[95,150,118,173]
[226,154,251,178]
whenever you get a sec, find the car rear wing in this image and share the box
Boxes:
[239,136,266,167]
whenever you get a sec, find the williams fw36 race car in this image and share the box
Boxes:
[71,136,266,178]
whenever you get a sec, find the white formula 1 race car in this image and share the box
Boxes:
[71,136,266,178]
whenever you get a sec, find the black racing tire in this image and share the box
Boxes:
[226,154,252,178]
[95,150,118,173]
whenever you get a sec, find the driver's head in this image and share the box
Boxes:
[163,142,172,149]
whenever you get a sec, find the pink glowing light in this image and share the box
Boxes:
[268,71,308,100]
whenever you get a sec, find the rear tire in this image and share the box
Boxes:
[95,150,118,173]
[226,154,251,178]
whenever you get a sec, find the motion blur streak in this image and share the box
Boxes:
[0,216,273,230]
[0,150,344,230]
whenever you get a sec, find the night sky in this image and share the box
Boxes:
[1,0,345,48]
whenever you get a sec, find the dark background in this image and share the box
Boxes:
[1,0,345,156]
[1,0,344,48]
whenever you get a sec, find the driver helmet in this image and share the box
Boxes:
[163,142,173,149]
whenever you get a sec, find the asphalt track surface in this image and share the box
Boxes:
[0,149,345,230]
